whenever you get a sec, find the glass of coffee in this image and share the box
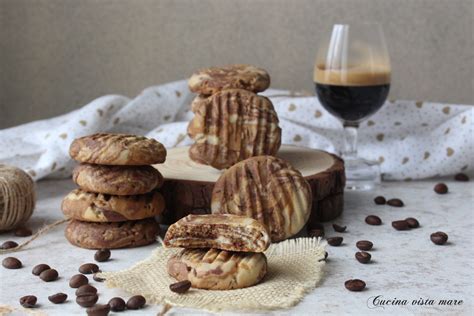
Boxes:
[314,23,391,190]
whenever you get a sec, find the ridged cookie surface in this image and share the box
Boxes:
[69,133,166,165]
[72,164,163,195]
[188,64,270,95]
[211,156,312,242]
[167,248,267,290]
[164,214,270,252]
[65,218,159,249]
[62,189,165,222]
[187,89,281,169]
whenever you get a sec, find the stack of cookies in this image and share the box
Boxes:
[62,133,167,249]
[187,64,282,169]
[164,214,270,290]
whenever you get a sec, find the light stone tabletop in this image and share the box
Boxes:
[0,178,473,316]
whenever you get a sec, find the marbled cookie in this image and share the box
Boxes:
[212,156,312,242]
[167,248,267,290]
[164,214,270,252]
[65,218,159,249]
[62,189,165,222]
[72,164,163,195]
[69,133,166,165]
[187,89,281,169]
[188,64,270,95]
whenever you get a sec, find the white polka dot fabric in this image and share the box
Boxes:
[0,80,472,181]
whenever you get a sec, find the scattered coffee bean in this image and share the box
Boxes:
[2,257,22,269]
[32,263,51,276]
[434,183,448,194]
[93,272,105,282]
[430,231,448,245]
[39,268,59,282]
[454,173,469,182]
[356,240,373,251]
[79,263,99,274]
[48,293,68,304]
[14,227,32,237]
[365,215,382,225]
[392,220,410,231]
[405,217,420,228]
[326,236,343,246]
[308,228,325,238]
[344,279,366,292]
[387,198,404,207]
[19,295,37,308]
[69,274,89,288]
[355,251,372,264]
[374,196,386,205]
[75,284,98,296]
[94,249,111,262]
[108,297,126,312]
[87,304,110,316]
[170,280,192,294]
[1,240,18,249]
[127,295,146,309]
[76,293,98,308]
[332,224,347,233]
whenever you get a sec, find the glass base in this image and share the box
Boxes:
[344,156,381,190]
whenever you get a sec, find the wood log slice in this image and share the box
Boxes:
[155,145,345,225]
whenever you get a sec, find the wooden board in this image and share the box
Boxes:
[155,145,345,225]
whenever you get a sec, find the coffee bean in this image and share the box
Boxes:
[2,257,22,269]
[308,228,324,238]
[430,231,448,245]
[434,183,448,194]
[94,249,111,262]
[355,251,371,264]
[374,196,386,205]
[356,240,373,251]
[48,293,68,304]
[39,268,59,282]
[454,173,469,182]
[365,215,382,225]
[405,217,420,228]
[126,295,146,309]
[332,224,347,233]
[93,272,105,282]
[344,279,366,291]
[169,280,192,294]
[69,274,89,288]
[108,297,126,312]
[75,284,98,296]
[76,293,98,307]
[392,220,410,231]
[87,304,111,316]
[14,227,32,237]
[326,236,343,246]
[32,263,51,276]
[387,198,404,207]
[19,295,37,308]
[79,263,99,274]
[1,240,18,249]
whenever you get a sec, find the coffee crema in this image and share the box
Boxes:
[313,64,391,86]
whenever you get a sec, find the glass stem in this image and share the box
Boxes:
[343,122,359,159]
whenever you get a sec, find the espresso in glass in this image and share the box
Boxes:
[314,64,390,123]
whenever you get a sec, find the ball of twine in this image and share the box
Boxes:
[0,164,36,231]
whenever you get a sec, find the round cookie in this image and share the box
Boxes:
[188,64,270,95]
[62,189,165,222]
[167,248,267,290]
[211,156,312,242]
[69,133,167,165]
[187,89,281,169]
[72,164,163,195]
[65,218,159,249]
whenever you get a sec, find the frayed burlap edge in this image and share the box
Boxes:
[99,237,326,313]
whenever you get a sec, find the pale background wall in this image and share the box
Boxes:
[1,0,473,129]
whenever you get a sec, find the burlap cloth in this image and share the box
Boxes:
[99,237,326,313]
